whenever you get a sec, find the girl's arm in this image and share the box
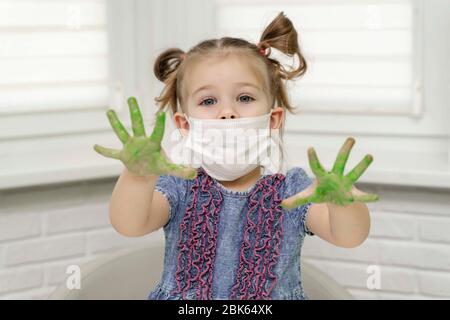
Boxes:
[306,202,370,248]
[109,167,170,237]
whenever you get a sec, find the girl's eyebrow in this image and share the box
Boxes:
[192,85,215,96]
[235,82,261,91]
[191,82,261,96]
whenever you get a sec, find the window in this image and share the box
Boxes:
[214,0,450,188]
[217,0,422,116]
[0,0,110,114]
[0,0,215,189]
[2,0,447,189]
[0,0,130,189]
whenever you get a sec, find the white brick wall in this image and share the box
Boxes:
[303,183,450,299]
[0,179,449,299]
[0,178,163,299]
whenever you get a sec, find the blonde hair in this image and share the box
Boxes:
[153,12,308,170]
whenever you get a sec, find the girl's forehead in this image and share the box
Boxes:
[189,55,254,76]
[184,54,268,93]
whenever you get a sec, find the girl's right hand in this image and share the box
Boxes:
[93,97,197,180]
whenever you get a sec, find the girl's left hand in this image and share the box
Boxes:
[280,137,379,210]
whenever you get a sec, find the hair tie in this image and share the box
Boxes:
[257,42,270,57]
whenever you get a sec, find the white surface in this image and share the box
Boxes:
[1,143,450,190]
[0,147,122,190]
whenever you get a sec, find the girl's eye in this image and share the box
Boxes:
[199,95,254,106]
[199,97,216,106]
[239,95,255,103]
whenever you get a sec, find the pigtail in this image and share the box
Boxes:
[259,12,307,81]
[153,48,185,82]
[153,48,186,114]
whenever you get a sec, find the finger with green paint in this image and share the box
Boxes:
[281,137,379,210]
[93,97,197,180]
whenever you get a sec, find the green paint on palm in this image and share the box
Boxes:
[93,97,197,180]
[281,137,379,210]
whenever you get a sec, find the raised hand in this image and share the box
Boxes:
[93,97,197,179]
[281,137,379,210]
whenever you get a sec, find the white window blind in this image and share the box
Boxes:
[0,0,120,189]
[215,0,421,116]
[0,0,110,115]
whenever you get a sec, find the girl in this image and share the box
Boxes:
[93,12,378,300]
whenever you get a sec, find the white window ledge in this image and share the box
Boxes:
[296,164,450,190]
[1,146,450,191]
[0,147,122,190]
[289,149,450,190]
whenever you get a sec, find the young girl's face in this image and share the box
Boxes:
[174,54,284,130]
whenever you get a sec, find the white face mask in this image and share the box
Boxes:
[176,112,280,181]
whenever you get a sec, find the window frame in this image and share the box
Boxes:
[1,0,448,190]
[214,0,450,189]
[0,0,216,190]
[280,0,450,189]
[0,0,136,189]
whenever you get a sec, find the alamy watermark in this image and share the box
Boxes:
[366,265,381,290]
[66,264,81,290]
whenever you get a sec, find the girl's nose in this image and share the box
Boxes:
[220,113,237,119]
